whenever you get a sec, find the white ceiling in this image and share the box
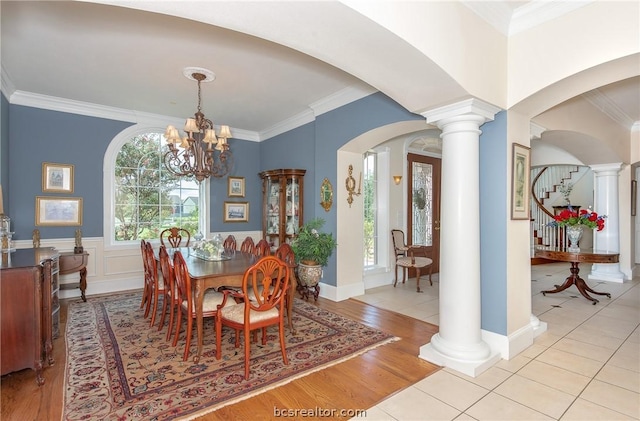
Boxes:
[1,1,638,141]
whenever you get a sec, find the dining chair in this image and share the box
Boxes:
[254,239,271,257]
[391,229,410,282]
[215,256,290,379]
[172,251,225,361]
[223,234,237,251]
[139,239,151,314]
[157,245,180,340]
[160,227,191,248]
[240,236,255,254]
[275,243,297,333]
[144,241,167,327]
[391,229,433,292]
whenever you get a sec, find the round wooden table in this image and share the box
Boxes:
[534,246,619,305]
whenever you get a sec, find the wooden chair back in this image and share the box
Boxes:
[275,243,295,266]
[160,227,191,248]
[240,236,255,254]
[254,239,271,257]
[172,251,191,315]
[391,229,408,259]
[223,234,237,251]
[243,256,289,310]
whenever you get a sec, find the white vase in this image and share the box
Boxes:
[566,225,583,252]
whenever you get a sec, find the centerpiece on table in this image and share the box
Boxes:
[547,206,606,252]
[191,233,229,261]
[290,218,337,294]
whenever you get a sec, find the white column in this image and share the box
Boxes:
[589,163,625,283]
[419,99,501,377]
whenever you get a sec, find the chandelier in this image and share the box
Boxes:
[163,67,232,182]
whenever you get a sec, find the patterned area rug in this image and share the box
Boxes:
[63,292,397,420]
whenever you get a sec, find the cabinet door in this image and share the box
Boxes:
[264,176,282,248]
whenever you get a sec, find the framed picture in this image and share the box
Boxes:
[35,196,83,226]
[511,143,531,220]
[227,176,245,197]
[632,179,637,216]
[223,201,249,222]
[42,162,74,193]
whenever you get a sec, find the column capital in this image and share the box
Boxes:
[421,98,501,126]
[590,162,624,174]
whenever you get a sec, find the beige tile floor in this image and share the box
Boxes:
[351,263,640,420]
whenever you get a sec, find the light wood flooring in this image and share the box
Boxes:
[1,293,440,420]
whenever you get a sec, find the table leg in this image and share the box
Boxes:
[79,267,87,302]
[194,283,204,363]
[542,262,611,305]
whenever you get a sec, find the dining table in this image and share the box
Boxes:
[158,247,295,362]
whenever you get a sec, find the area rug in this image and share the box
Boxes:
[62,292,397,420]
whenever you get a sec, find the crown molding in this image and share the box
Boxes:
[582,89,636,130]
[462,0,594,36]
[259,84,377,141]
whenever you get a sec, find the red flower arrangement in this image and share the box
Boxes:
[548,206,606,231]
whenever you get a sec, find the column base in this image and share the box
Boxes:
[589,264,625,283]
[419,334,501,377]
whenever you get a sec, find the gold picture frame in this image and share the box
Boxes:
[35,196,83,226]
[42,162,74,193]
[227,176,245,197]
[223,201,249,222]
[320,178,333,212]
[511,143,531,220]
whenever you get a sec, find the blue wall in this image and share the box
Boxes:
[1,94,9,204]
[9,105,132,239]
[479,111,508,335]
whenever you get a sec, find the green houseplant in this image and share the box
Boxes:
[291,218,337,292]
[290,218,337,266]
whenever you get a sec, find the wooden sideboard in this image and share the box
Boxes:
[0,247,59,385]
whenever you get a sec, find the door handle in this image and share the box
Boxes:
[434,220,440,231]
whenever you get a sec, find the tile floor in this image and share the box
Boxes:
[351,263,640,420]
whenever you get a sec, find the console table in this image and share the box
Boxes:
[59,251,89,302]
[534,246,619,304]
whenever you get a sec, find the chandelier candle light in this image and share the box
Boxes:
[163,67,232,182]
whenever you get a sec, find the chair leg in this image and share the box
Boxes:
[215,316,223,360]
[394,264,399,287]
[416,268,422,293]
[183,316,193,361]
[166,300,176,341]
[244,326,251,380]
[149,291,160,327]
[172,310,182,347]
[279,318,288,366]
[140,284,148,309]
[143,286,153,319]
[158,292,168,331]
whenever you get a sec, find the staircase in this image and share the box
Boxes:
[530,165,583,258]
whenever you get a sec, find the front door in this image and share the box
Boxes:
[407,153,441,273]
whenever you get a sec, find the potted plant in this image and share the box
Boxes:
[290,218,337,288]
[547,206,606,251]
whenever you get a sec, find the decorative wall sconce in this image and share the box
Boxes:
[393,175,402,185]
[345,164,361,207]
[320,178,333,212]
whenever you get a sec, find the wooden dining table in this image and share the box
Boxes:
[159,247,296,362]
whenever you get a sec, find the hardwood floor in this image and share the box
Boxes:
[1,294,440,421]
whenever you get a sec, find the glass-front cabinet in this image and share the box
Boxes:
[259,169,306,249]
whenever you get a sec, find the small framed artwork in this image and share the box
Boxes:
[42,162,74,193]
[36,196,83,226]
[223,201,249,222]
[511,143,531,220]
[227,176,245,197]
[632,179,637,216]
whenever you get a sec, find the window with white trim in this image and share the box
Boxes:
[363,151,378,267]
[105,126,206,246]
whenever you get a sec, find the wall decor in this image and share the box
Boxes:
[345,164,361,207]
[511,143,531,220]
[42,162,74,193]
[36,196,83,226]
[227,176,245,197]
[632,179,637,216]
[320,178,333,212]
[223,201,249,222]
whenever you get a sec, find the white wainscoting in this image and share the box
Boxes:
[14,231,263,300]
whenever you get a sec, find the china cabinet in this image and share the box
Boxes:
[259,169,305,249]
[0,247,59,385]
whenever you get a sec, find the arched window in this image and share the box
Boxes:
[104,125,207,248]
